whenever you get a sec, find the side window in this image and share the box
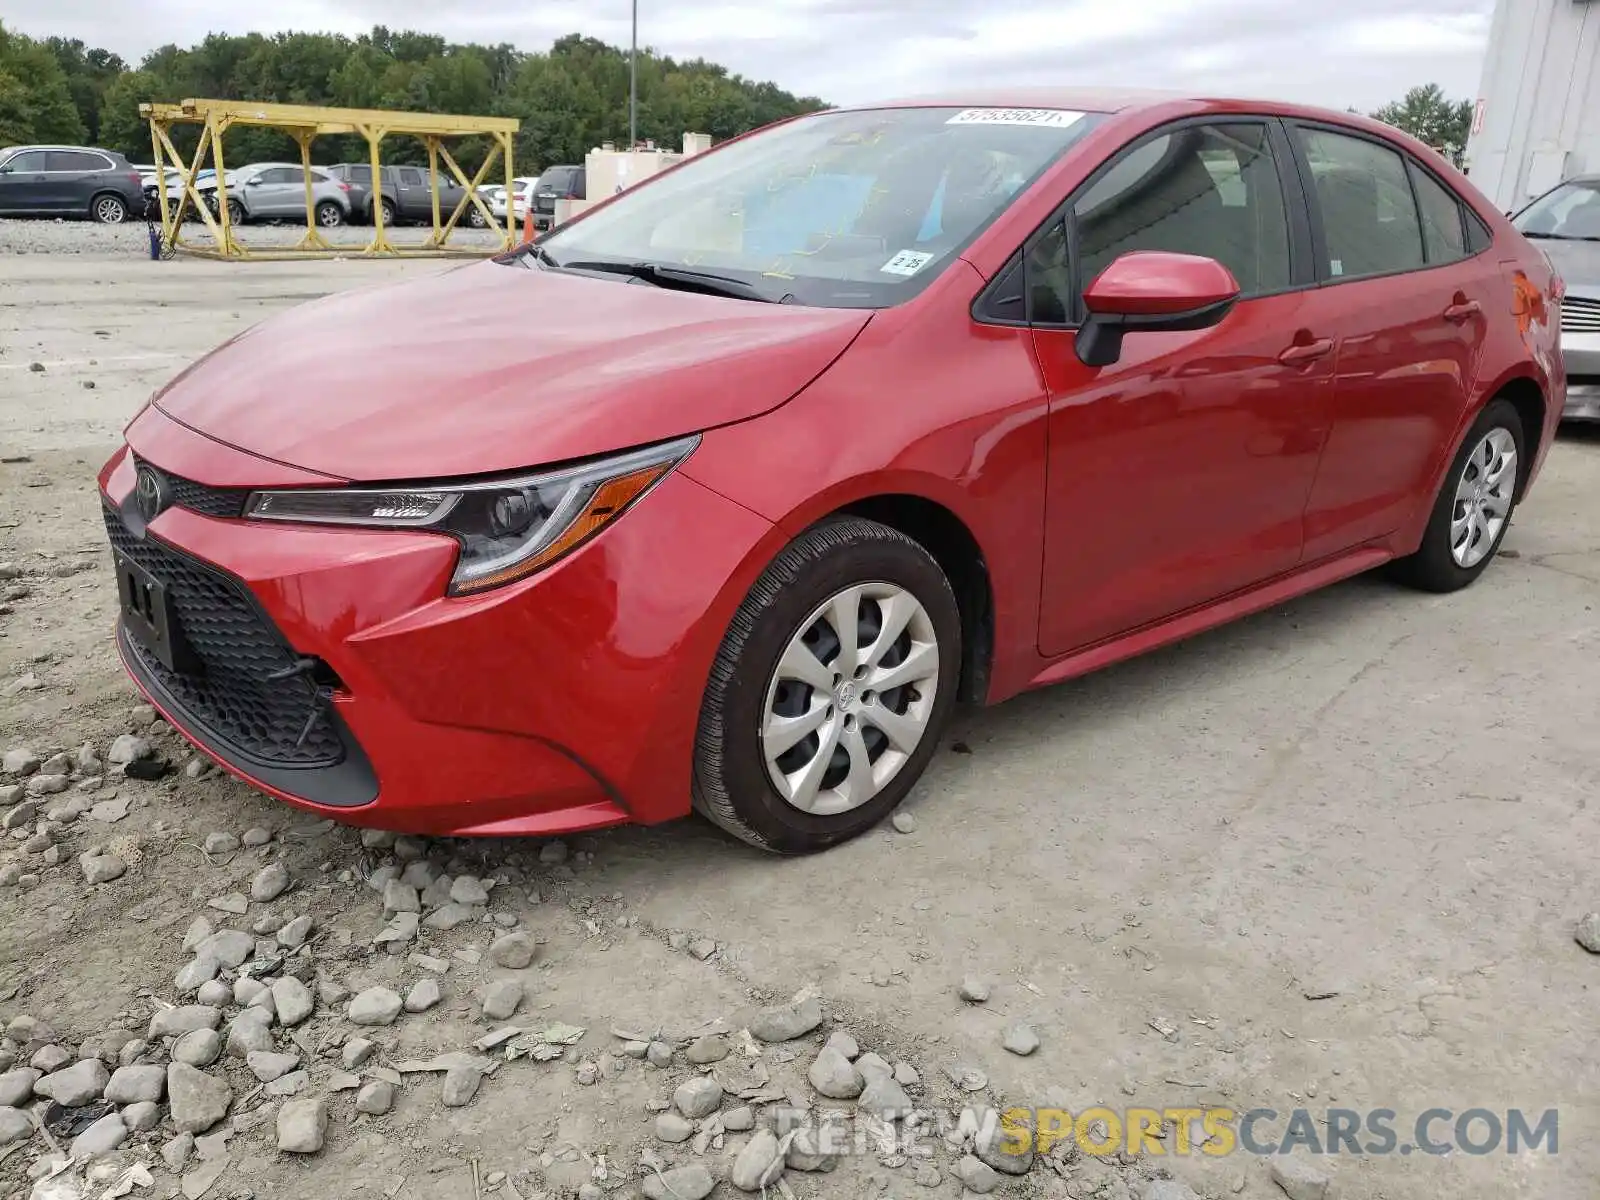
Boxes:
[1409,164,1468,264]
[1296,128,1423,280]
[398,168,423,186]
[46,151,106,172]
[256,169,292,184]
[4,151,50,172]
[1073,123,1291,302]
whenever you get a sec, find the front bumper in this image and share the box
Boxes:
[1564,380,1600,422]
[99,415,774,836]
[1562,330,1600,421]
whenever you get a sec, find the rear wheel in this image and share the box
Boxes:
[1391,398,1525,592]
[692,517,961,855]
[379,198,397,226]
[467,205,488,228]
[91,193,127,224]
[315,200,344,228]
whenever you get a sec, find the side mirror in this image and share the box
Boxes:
[1075,251,1241,368]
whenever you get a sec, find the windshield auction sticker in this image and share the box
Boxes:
[881,250,935,276]
[945,108,1086,128]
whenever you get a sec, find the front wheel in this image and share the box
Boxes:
[467,206,488,228]
[1390,397,1525,593]
[692,517,961,855]
[225,198,246,226]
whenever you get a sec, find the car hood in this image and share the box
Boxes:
[1531,238,1600,294]
[153,260,872,480]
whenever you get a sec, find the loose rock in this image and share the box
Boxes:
[824,1031,859,1060]
[954,1155,1002,1194]
[167,1063,233,1133]
[149,1006,222,1039]
[0,1105,28,1146]
[203,832,239,855]
[342,1038,375,1069]
[356,1079,395,1115]
[225,1009,274,1058]
[643,1164,715,1200]
[174,956,220,994]
[481,979,522,1021]
[488,931,535,969]
[241,827,272,847]
[646,1040,674,1068]
[975,1121,1035,1175]
[172,1030,222,1068]
[1575,913,1600,954]
[123,1100,161,1132]
[0,1068,38,1107]
[247,1051,301,1083]
[104,1063,165,1104]
[277,914,314,948]
[405,978,442,1013]
[441,1063,483,1107]
[749,995,823,1042]
[198,930,253,969]
[35,1058,109,1106]
[450,876,489,906]
[857,1075,913,1120]
[69,1112,127,1161]
[808,1046,865,1098]
[685,1034,729,1065]
[1002,1023,1040,1056]
[107,735,151,765]
[277,1096,328,1153]
[959,976,991,1003]
[1270,1159,1331,1200]
[674,1076,723,1119]
[347,987,404,1026]
[161,1132,195,1172]
[655,1112,693,1143]
[731,1127,785,1191]
[271,977,315,1027]
[724,1105,755,1132]
[25,774,69,797]
[2,749,40,776]
[80,852,127,884]
[787,1125,840,1172]
[251,862,290,902]
[891,810,916,833]
[1144,1181,1202,1200]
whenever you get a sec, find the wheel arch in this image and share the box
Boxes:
[1492,375,1546,502]
[809,492,995,706]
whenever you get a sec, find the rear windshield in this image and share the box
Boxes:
[538,106,1104,308]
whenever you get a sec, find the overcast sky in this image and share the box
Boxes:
[9,0,1497,113]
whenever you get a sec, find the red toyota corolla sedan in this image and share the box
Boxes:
[100,89,1565,854]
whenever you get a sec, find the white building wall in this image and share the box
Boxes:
[1465,0,1600,211]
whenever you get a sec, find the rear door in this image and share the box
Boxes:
[45,149,112,214]
[0,151,53,214]
[1026,119,1334,656]
[1284,124,1497,560]
[395,167,427,219]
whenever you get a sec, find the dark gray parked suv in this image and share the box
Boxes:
[324,163,477,226]
[0,145,145,222]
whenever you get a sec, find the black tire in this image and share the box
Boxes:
[467,206,487,228]
[379,198,397,226]
[225,198,246,226]
[90,193,127,224]
[1390,397,1525,593]
[692,516,961,855]
[315,200,344,228]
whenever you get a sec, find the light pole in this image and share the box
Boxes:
[629,0,638,150]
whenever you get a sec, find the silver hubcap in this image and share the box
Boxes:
[761,582,940,817]
[96,197,122,222]
[1451,427,1516,568]
[318,205,341,227]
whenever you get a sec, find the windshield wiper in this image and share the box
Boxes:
[1522,231,1600,241]
[555,259,781,303]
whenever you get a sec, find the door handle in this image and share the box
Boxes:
[1443,299,1481,322]
[1277,337,1334,365]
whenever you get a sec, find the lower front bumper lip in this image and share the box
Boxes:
[116,624,380,808]
[1562,383,1600,422]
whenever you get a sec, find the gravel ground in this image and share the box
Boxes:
[0,217,510,257]
[2,251,1599,1200]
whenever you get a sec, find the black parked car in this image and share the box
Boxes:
[531,164,586,232]
[324,163,478,226]
[0,145,145,223]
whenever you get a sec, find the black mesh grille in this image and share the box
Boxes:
[104,507,344,768]
[133,456,249,519]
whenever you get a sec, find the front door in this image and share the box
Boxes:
[0,150,53,215]
[1030,120,1333,656]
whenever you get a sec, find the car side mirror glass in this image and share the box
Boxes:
[1075,251,1241,368]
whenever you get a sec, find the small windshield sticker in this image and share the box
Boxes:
[881,249,935,276]
[946,108,1086,128]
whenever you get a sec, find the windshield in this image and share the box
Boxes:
[1515,179,1600,240]
[537,105,1105,307]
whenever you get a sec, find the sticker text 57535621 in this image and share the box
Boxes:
[946,108,1086,129]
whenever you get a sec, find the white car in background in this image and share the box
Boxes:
[490,177,537,222]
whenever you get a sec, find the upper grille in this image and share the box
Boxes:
[133,456,250,519]
[104,507,344,769]
[1562,295,1600,335]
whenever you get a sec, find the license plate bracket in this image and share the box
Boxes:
[114,551,196,674]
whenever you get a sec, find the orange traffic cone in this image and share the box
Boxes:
[521,200,534,245]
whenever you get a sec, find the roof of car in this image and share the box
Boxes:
[3,144,119,154]
[845,87,1389,127]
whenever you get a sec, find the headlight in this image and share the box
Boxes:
[244,435,698,595]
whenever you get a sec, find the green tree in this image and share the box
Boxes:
[1372,84,1473,165]
[0,21,87,144]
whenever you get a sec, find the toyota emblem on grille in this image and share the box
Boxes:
[134,465,170,522]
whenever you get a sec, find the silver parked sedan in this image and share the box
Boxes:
[1513,175,1600,421]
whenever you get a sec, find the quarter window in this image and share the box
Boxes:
[1297,128,1424,280]
[1072,122,1291,304]
[1410,165,1468,264]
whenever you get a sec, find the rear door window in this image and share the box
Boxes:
[1409,164,1468,264]
[398,168,424,187]
[46,150,108,172]
[1295,127,1424,280]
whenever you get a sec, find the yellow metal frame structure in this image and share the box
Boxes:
[140,99,521,260]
